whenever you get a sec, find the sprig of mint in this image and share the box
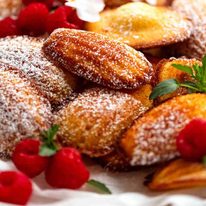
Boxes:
[149,55,206,100]
[39,125,59,157]
[87,179,112,194]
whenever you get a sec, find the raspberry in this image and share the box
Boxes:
[0,17,19,38]
[46,6,84,34]
[12,139,49,178]
[45,147,90,189]
[0,171,32,205]
[176,119,206,161]
[22,0,54,9]
[17,3,49,36]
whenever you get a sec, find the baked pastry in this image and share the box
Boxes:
[0,36,79,106]
[86,2,192,50]
[55,87,152,157]
[43,28,153,90]
[0,0,22,18]
[147,159,206,191]
[154,58,201,103]
[121,93,206,166]
[0,62,52,159]
[170,0,206,60]
[105,0,173,8]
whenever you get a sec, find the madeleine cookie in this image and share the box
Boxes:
[154,58,201,103]
[147,159,206,191]
[0,62,52,159]
[43,28,153,90]
[55,87,151,157]
[121,94,206,166]
[86,2,192,49]
[171,0,206,60]
[0,36,79,106]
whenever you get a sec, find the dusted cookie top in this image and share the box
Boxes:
[0,36,78,106]
[43,28,153,90]
[121,93,206,166]
[0,62,52,159]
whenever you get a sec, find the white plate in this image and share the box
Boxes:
[1,160,206,206]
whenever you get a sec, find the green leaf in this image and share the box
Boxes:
[87,179,112,194]
[149,79,180,100]
[39,125,60,157]
[172,64,193,75]
[202,156,206,166]
[39,145,57,157]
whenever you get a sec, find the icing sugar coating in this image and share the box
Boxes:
[55,87,151,157]
[171,0,206,60]
[43,28,153,90]
[0,36,78,105]
[121,94,206,166]
[86,2,192,49]
[0,0,22,18]
[0,62,52,159]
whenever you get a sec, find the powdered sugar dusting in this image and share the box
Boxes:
[122,94,206,166]
[171,0,206,60]
[0,62,52,159]
[0,36,78,105]
[43,28,153,90]
[55,87,151,157]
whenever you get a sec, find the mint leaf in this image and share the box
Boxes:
[203,156,206,166]
[87,179,112,194]
[39,125,59,157]
[39,145,56,157]
[172,64,193,75]
[149,79,180,100]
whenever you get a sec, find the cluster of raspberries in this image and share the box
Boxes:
[0,0,84,38]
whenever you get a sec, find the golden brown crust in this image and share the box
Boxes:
[43,28,153,90]
[86,2,192,50]
[170,0,206,60]
[104,0,173,8]
[154,58,201,103]
[55,87,152,157]
[147,159,206,191]
[0,62,52,159]
[121,94,206,166]
[0,36,79,106]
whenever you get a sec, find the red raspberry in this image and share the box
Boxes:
[45,147,90,189]
[22,0,54,9]
[12,139,49,178]
[176,118,206,161]
[46,6,84,34]
[0,17,19,38]
[0,171,32,205]
[17,3,49,36]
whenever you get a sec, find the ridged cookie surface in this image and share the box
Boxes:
[0,36,78,106]
[43,29,153,90]
[121,94,206,166]
[0,62,52,159]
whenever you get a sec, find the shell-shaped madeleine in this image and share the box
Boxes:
[86,2,192,50]
[170,0,206,60]
[147,159,206,191]
[54,87,152,157]
[121,94,206,166]
[43,29,153,90]
[0,36,79,106]
[0,62,52,159]
[154,58,201,103]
